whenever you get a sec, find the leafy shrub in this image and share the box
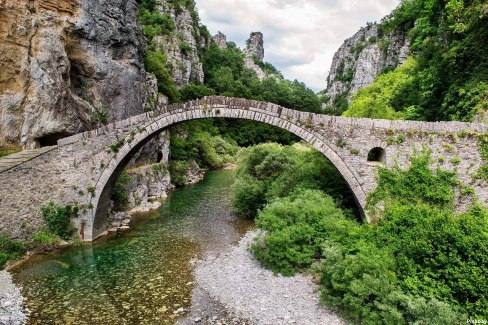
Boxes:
[252,190,356,276]
[112,171,131,210]
[0,234,26,269]
[32,229,61,251]
[179,42,192,56]
[367,150,456,213]
[41,202,77,240]
[343,57,419,120]
[145,50,179,102]
[169,160,190,186]
[233,143,357,218]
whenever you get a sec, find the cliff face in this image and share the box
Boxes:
[0,0,153,148]
[153,0,206,88]
[323,24,410,112]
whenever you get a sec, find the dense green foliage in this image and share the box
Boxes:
[244,148,487,321]
[169,120,238,186]
[112,171,132,210]
[139,2,174,42]
[345,0,488,121]
[40,202,77,240]
[144,50,179,103]
[367,150,457,213]
[31,229,62,251]
[343,58,419,119]
[232,143,357,219]
[0,235,26,269]
[252,190,354,276]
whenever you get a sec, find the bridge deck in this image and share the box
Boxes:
[0,146,57,174]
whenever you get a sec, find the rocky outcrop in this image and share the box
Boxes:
[213,32,228,50]
[0,0,151,148]
[153,0,206,88]
[323,24,410,111]
[244,32,264,61]
[243,32,267,80]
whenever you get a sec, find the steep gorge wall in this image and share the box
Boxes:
[152,0,206,88]
[323,24,410,113]
[0,0,154,148]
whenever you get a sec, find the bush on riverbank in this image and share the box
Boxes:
[0,235,26,270]
[252,190,357,276]
[31,229,62,251]
[232,143,357,218]
[241,146,487,322]
[41,202,77,240]
[170,121,239,186]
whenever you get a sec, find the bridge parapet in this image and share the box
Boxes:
[58,96,488,148]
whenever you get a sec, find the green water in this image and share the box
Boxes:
[12,170,253,324]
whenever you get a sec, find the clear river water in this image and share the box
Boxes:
[11,170,253,324]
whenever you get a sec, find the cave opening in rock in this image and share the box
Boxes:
[37,132,71,147]
[157,152,163,163]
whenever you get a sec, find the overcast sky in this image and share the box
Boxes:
[195,0,401,92]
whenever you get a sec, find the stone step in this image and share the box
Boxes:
[0,146,56,174]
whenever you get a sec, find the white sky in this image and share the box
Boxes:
[195,0,401,92]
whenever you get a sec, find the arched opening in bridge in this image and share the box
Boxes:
[89,105,368,241]
[367,147,386,164]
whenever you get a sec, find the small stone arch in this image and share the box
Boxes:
[367,147,386,164]
[83,104,369,240]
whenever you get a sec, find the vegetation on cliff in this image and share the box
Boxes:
[343,0,488,121]
[236,146,488,322]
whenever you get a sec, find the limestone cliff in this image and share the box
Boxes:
[323,24,410,112]
[0,0,153,148]
[153,0,207,88]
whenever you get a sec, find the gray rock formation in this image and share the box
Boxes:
[153,0,206,88]
[323,24,410,112]
[243,32,267,80]
[0,0,151,148]
[244,32,264,61]
[213,32,228,50]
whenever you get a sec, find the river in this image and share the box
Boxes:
[11,170,253,324]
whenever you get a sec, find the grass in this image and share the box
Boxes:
[0,146,21,158]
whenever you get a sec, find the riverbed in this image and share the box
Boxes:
[11,170,253,324]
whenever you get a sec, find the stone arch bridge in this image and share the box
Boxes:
[0,96,487,241]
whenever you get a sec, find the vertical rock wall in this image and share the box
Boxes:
[153,0,206,88]
[323,24,410,112]
[0,0,151,148]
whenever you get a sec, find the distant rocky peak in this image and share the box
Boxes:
[245,32,264,61]
[213,32,228,50]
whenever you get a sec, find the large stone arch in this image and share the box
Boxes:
[84,104,368,241]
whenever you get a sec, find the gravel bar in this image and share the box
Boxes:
[0,271,26,325]
[195,231,345,325]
